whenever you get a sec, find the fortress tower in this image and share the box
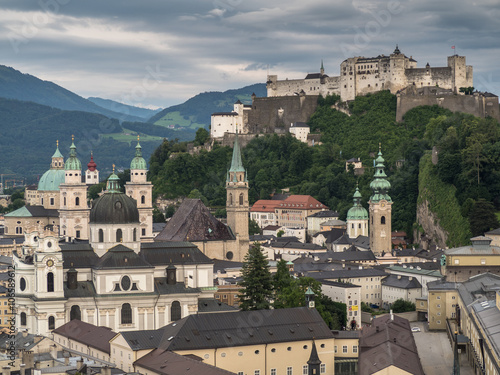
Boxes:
[226,129,249,259]
[369,145,392,255]
[59,136,90,240]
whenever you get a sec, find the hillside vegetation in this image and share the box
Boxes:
[149,91,500,245]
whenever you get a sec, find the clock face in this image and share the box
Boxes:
[46,259,54,267]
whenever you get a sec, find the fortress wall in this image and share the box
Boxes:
[271,78,322,97]
[397,91,500,122]
[246,95,319,133]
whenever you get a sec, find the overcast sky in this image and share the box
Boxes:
[1,0,500,109]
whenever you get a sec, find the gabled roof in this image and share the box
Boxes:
[277,195,328,210]
[94,244,154,270]
[135,350,237,375]
[120,329,164,351]
[197,298,238,312]
[5,205,59,218]
[157,307,333,351]
[155,199,235,242]
[307,210,339,219]
[140,241,213,265]
[382,274,422,289]
[251,200,282,212]
[53,320,117,354]
[313,229,346,244]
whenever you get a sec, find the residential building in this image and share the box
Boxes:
[320,280,362,329]
[385,263,443,298]
[289,122,310,143]
[381,274,422,309]
[307,210,339,235]
[345,158,364,175]
[276,195,328,229]
[250,200,281,228]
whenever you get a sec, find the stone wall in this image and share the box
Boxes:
[396,86,500,122]
[415,199,448,249]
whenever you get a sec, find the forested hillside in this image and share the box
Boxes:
[148,91,500,245]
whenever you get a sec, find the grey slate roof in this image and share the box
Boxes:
[313,229,345,244]
[157,307,333,351]
[0,332,44,351]
[121,330,164,351]
[307,210,339,218]
[472,300,500,358]
[306,268,387,280]
[359,314,424,375]
[269,241,326,251]
[197,298,238,312]
[52,320,117,354]
[135,350,237,375]
[140,241,213,265]
[382,274,422,289]
[94,244,154,270]
[213,259,243,274]
[60,243,100,268]
[156,199,235,242]
[322,247,376,262]
[485,228,500,236]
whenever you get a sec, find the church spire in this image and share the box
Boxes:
[130,135,147,170]
[227,127,246,182]
[307,341,321,375]
[369,143,391,202]
[320,59,324,75]
[64,135,82,171]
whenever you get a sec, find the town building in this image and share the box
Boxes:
[307,210,340,235]
[345,158,364,175]
[276,195,328,229]
[320,280,362,329]
[381,274,422,309]
[385,263,443,298]
[289,122,310,143]
[210,100,251,139]
[250,199,281,228]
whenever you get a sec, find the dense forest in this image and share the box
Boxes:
[148,90,500,245]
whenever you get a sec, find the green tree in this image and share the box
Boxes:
[277,230,284,237]
[194,128,210,146]
[238,243,274,311]
[187,189,209,206]
[153,207,166,223]
[273,260,293,309]
[392,299,416,313]
[165,205,177,218]
[469,198,500,236]
[249,219,261,236]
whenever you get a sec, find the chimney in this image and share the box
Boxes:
[67,268,78,290]
[22,330,28,338]
[166,264,177,285]
[409,276,413,281]
[184,276,189,287]
[397,275,401,279]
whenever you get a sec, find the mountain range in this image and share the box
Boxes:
[0,64,265,182]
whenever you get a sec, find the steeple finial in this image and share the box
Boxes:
[57,140,59,148]
[137,135,140,142]
[72,134,74,142]
[112,164,115,173]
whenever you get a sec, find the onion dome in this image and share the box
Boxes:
[130,136,147,170]
[87,152,97,171]
[393,44,401,54]
[64,136,82,171]
[89,166,139,224]
[370,144,392,203]
[347,186,369,220]
[38,142,65,191]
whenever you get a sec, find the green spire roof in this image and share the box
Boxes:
[64,136,82,171]
[229,130,245,173]
[52,140,63,159]
[347,186,368,220]
[321,59,324,71]
[130,137,147,170]
[106,165,121,193]
[370,144,391,203]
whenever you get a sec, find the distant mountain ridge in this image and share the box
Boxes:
[88,97,162,120]
[0,65,144,122]
[149,83,266,129]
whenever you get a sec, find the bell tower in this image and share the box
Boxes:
[226,129,249,259]
[125,136,153,242]
[369,144,392,255]
[59,136,90,241]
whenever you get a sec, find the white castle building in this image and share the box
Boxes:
[267,46,473,101]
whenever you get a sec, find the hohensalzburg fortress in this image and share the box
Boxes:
[267,45,473,101]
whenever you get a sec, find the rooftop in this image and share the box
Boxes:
[53,320,117,354]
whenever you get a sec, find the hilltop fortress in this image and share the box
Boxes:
[211,46,498,143]
[267,45,473,101]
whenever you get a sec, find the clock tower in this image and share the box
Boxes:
[369,144,392,255]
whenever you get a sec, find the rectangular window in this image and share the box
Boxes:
[255,371,260,375]
[320,364,326,374]
[343,345,348,353]
[303,365,308,374]
[353,345,358,353]
[287,367,293,375]
[270,370,276,375]
[239,372,244,375]
[454,259,459,265]
[334,346,338,353]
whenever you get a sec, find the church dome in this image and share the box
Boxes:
[347,205,368,220]
[130,139,147,170]
[38,169,65,191]
[90,193,139,224]
[65,139,82,171]
[87,154,97,171]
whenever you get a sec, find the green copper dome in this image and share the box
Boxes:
[347,187,368,220]
[130,140,147,170]
[38,169,65,191]
[107,169,121,193]
[64,139,82,171]
[370,145,392,203]
[52,145,63,159]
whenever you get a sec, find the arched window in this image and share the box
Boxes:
[229,193,233,205]
[64,197,66,206]
[141,195,145,204]
[381,216,386,225]
[116,229,123,242]
[47,272,54,292]
[20,312,26,326]
[70,305,81,321]
[171,301,181,321]
[239,193,244,206]
[48,316,55,330]
[133,229,137,242]
[99,229,104,243]
[75,197,80,206]
[121,303,132,324]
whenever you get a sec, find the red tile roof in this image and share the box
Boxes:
[277,195,328,210]
[250,200,282,212]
